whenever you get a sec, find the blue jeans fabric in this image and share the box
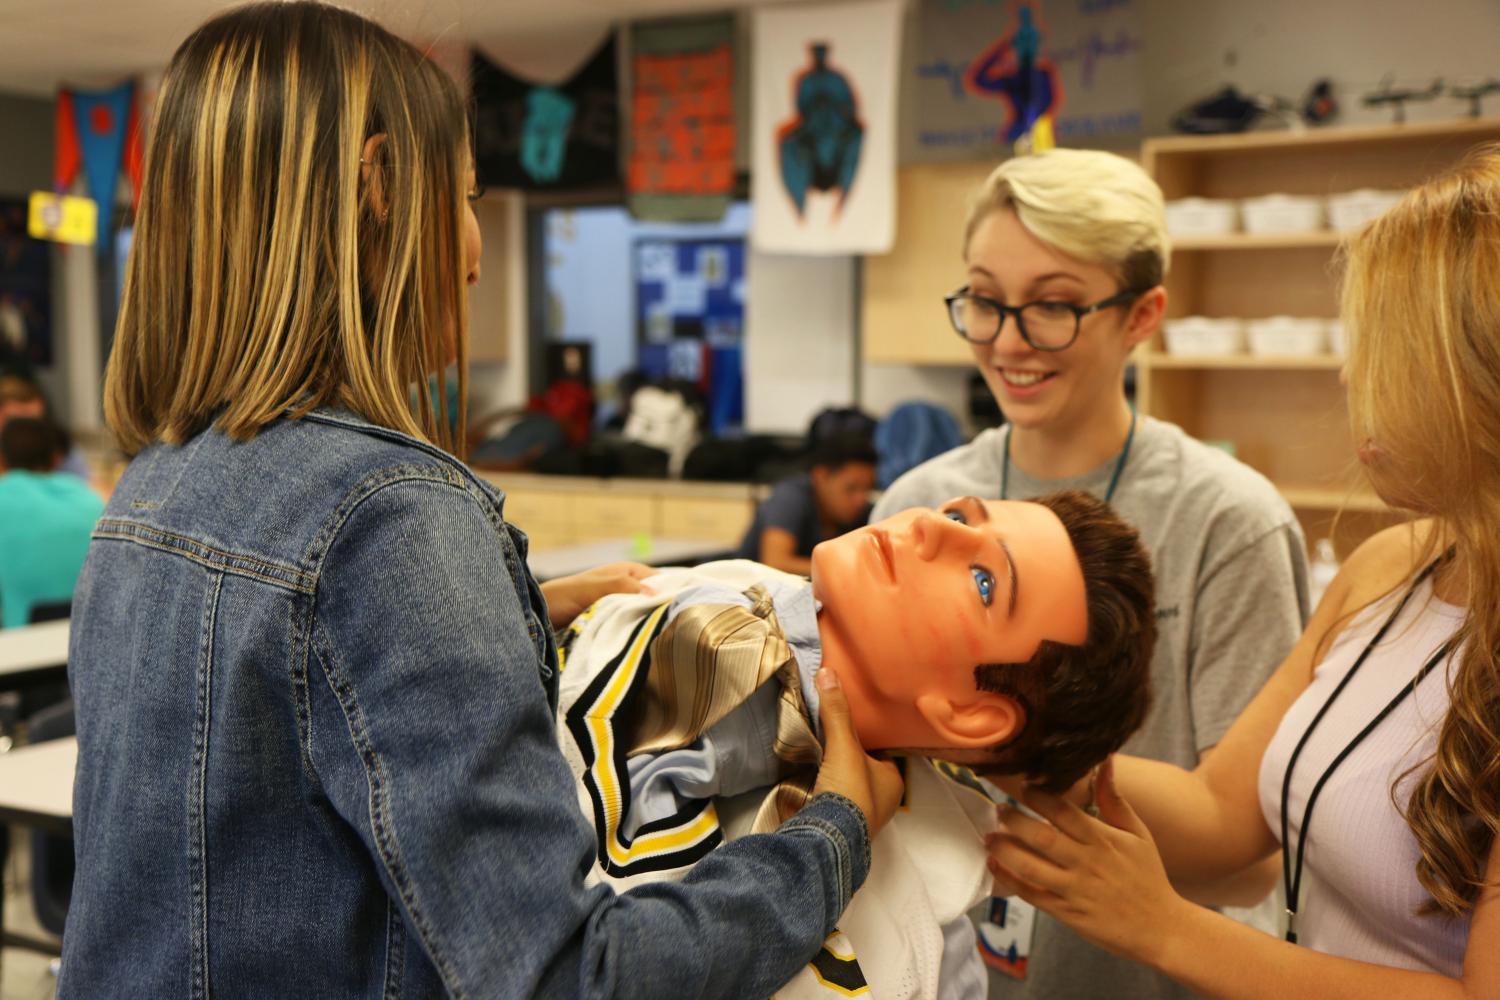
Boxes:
[59,408,870,999]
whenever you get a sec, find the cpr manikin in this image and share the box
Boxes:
[552,492,1151,1000]
[811,495,1087,754]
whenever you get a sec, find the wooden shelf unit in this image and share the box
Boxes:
[1142,351,1344,371]
[1172,231,1345,251]
[1139,118,1500,554]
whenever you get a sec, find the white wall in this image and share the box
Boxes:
[743,251,858,434]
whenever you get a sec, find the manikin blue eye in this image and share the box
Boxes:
[971,566,995,606]
[944,509,966,524]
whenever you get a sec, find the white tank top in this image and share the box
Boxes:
[1258,575,1472,976]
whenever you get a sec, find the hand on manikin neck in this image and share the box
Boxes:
[808,497,1088,754]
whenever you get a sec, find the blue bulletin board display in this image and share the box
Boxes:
[635,236,746,433]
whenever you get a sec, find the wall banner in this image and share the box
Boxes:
[904,0,1144,163]
[627,15,737,223]
[751,0,903,255]
[473,35,620,192]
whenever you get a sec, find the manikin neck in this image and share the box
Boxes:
[813,611,935,750]
[1009,393,1134,483]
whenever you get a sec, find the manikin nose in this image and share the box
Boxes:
[911,510,974,561]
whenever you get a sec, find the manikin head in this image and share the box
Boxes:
[810,490,1155,791]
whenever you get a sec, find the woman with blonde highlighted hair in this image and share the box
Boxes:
[61,4,901,996]
[985,145,1500,995]
[874,148,1307,1000]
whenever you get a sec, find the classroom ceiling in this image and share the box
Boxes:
[0,0,797,97]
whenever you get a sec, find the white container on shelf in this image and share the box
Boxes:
[1164,197,1239,237]
[1163,316,1246,356]
[1240,193,1325,235]
[1327,189,1404,232]
[1247,316,1328,356]
[1327,320,1346,356]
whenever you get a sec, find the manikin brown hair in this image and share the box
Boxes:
[105,1,470,456]
[974,490,1156,792]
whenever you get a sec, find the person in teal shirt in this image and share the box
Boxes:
[0,417,104,628]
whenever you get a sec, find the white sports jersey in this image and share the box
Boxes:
[555,561,997,999]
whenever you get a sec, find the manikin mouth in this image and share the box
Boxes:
[870,529,896,580]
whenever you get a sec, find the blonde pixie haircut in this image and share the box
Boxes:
[963,148,1171,291]
[106,1,469,457]
[1342,143,1500,917]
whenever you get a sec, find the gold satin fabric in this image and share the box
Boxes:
[628,585,821,833]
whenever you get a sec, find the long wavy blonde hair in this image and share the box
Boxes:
[106,1,469,456]
[1342,142,1500,916]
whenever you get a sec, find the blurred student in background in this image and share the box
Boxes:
[736,430,877,575]
[0,417,104,627]
[0,370,90,482]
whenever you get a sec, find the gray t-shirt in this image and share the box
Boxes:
[873,415,1310,1000]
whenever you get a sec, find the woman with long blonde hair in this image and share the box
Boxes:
[984,145,1500,995]
[60,4,900,996]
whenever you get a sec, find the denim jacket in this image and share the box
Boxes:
[58,408,870,999]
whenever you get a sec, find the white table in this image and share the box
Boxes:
[0,736,74,834]
[0,620,69,681]
[527,538,730,582]
[0,736,74,959]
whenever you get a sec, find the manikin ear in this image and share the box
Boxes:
[914,690,1025,750]
[1122,284,1166,352]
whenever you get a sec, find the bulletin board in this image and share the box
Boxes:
[634,236,747,433]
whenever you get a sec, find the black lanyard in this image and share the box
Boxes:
[1278,554,1456,944]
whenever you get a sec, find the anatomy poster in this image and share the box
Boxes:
[904,0,1144,162]
[472,36,620,192]
[751,0,901,255]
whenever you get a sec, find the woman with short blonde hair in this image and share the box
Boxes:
[61,4,901,996]
[874,147,1308,1000]
[987,143,1500,997]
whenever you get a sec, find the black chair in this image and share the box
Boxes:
[26,697,75,937]
[18,602,71,722]
[27,601,71,625]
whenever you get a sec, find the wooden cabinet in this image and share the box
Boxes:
[571,493,659,544]
[862,161,995,365]
[476,472,762,553]
[659,496,755,546]
[1139,118,1500,555]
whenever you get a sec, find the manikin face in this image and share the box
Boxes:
[965,208,1153,435]
[809,496,1087,749]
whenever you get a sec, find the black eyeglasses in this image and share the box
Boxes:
[943,286,1143,351]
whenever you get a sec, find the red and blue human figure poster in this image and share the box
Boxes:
[907,0,1143,162]
[752,0,901,254]
[965,4,1063,149]
[627,15,736,222]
